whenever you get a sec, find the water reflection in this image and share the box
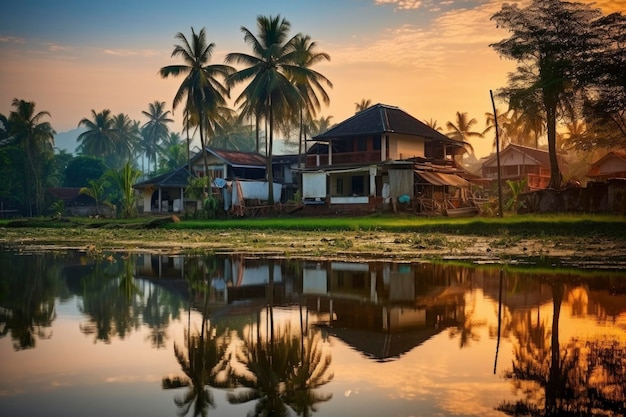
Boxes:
[0,247,625,417]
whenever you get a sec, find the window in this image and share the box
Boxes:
[336,177,344,195]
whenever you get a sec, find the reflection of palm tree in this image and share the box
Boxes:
[284,330,333,417]
[448,293,487,348]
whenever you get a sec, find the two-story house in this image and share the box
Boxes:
[301,103,473,214]
[481,144,553,191]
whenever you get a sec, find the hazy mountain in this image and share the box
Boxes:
[54,127,85,155]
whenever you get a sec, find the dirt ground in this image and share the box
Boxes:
[2,227,626,268]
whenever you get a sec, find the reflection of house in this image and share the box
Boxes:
[301,104,476,215]
[133,147,267,214]
[302,260,468,360]
[587,150,626,182]
[481,144,553,191]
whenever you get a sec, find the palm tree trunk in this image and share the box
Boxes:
[267,100,274,204]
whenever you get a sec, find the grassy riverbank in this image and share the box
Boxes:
[1,214,625,266]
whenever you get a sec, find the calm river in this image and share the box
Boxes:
[0,247,625,416]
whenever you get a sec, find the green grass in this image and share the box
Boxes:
[1,213,625,238]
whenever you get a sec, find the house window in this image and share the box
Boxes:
[373,136,381,151]
[336,177,344,195]
[351,176,364,195]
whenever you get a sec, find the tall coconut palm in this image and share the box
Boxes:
[77,109,117,161]
[288,33,332,167]
[445,111,484,155]
[109,113,140,170]
[226,14,303,204]
[6,99,55,216]
[483,108,512,151]
[355,98,372,113]
[141,100,173,173]
[159,27,234,187]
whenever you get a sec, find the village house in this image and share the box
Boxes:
[301,103,476,215]
[481,143,554,191]
[133,147,267,214]
[587,150,626,182]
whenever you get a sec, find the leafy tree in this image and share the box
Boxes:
[141,100,173,173]
[226,15,304,204]
[490,0,611,189]
[160,27,234,186]
[159,132,188,172]
[63,155,107,187]
[211,113,256,152]
[6,99,55,216]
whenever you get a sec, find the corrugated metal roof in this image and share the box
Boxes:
[415,171,469,187]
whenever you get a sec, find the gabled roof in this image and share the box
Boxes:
[133,165,191,189]
[194,147,266,168]
[313,103,459,145]
[587,150,626,177]
[482,143,551,168]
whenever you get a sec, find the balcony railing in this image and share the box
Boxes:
[306,150,381,167]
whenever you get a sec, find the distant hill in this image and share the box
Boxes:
[54,127,85,155]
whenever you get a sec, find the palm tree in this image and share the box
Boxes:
[105,161,141,218]
[354,98,372,113]
[7,99,55,216]
[77,109,117,162]
[110,113,140,170]
[159,27,234,187]
[141,100,173,173]
[226,15,304,204]
[483,108,512,151]
[424,118,443,132]
[445,111,484,155]
[79,177,109,216]
[289,34,332,167]
[159,132,188,171]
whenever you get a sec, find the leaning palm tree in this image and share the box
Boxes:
[288,33,332,167]
[141,101,173,173]
[6,99,55,216]
[226,14,303,204]
[445,111,484,155]
[159,27,234,186]
[355,98,372,113]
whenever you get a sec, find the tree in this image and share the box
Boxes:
[159,132,188,172]
[445,111,484,155]
[226,15,304,204]
[79,177,110,216]
[109,113,140,169]
[141,100,173,173]
[491,0,609,189]
[105,161,141,218]
[424,118,443,132]
[159,27,234,187]
[289,34,332,167]
[77,109,117,163]
[6,99,55,216]
[63,155,107,187]
[354,98,372,113]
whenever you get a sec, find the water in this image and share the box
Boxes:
[0,248,625,416]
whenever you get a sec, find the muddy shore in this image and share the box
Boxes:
[2,227,625,269]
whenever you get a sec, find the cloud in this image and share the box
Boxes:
[0,35,24,44]
[375,0,423,10]
[103,48,160,58]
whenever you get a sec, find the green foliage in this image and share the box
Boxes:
[105,162,142,218]
[505,179,527,213]
[64,156,107,187]
[48,199,65,218]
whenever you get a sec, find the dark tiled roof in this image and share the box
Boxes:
[208,148,266,167]
[314,103,458,144]
[133,166,191,189]
[47,188,83,200]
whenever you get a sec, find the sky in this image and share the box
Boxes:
[0,0,622,158]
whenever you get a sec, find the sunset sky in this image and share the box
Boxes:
[0,0,621,158]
